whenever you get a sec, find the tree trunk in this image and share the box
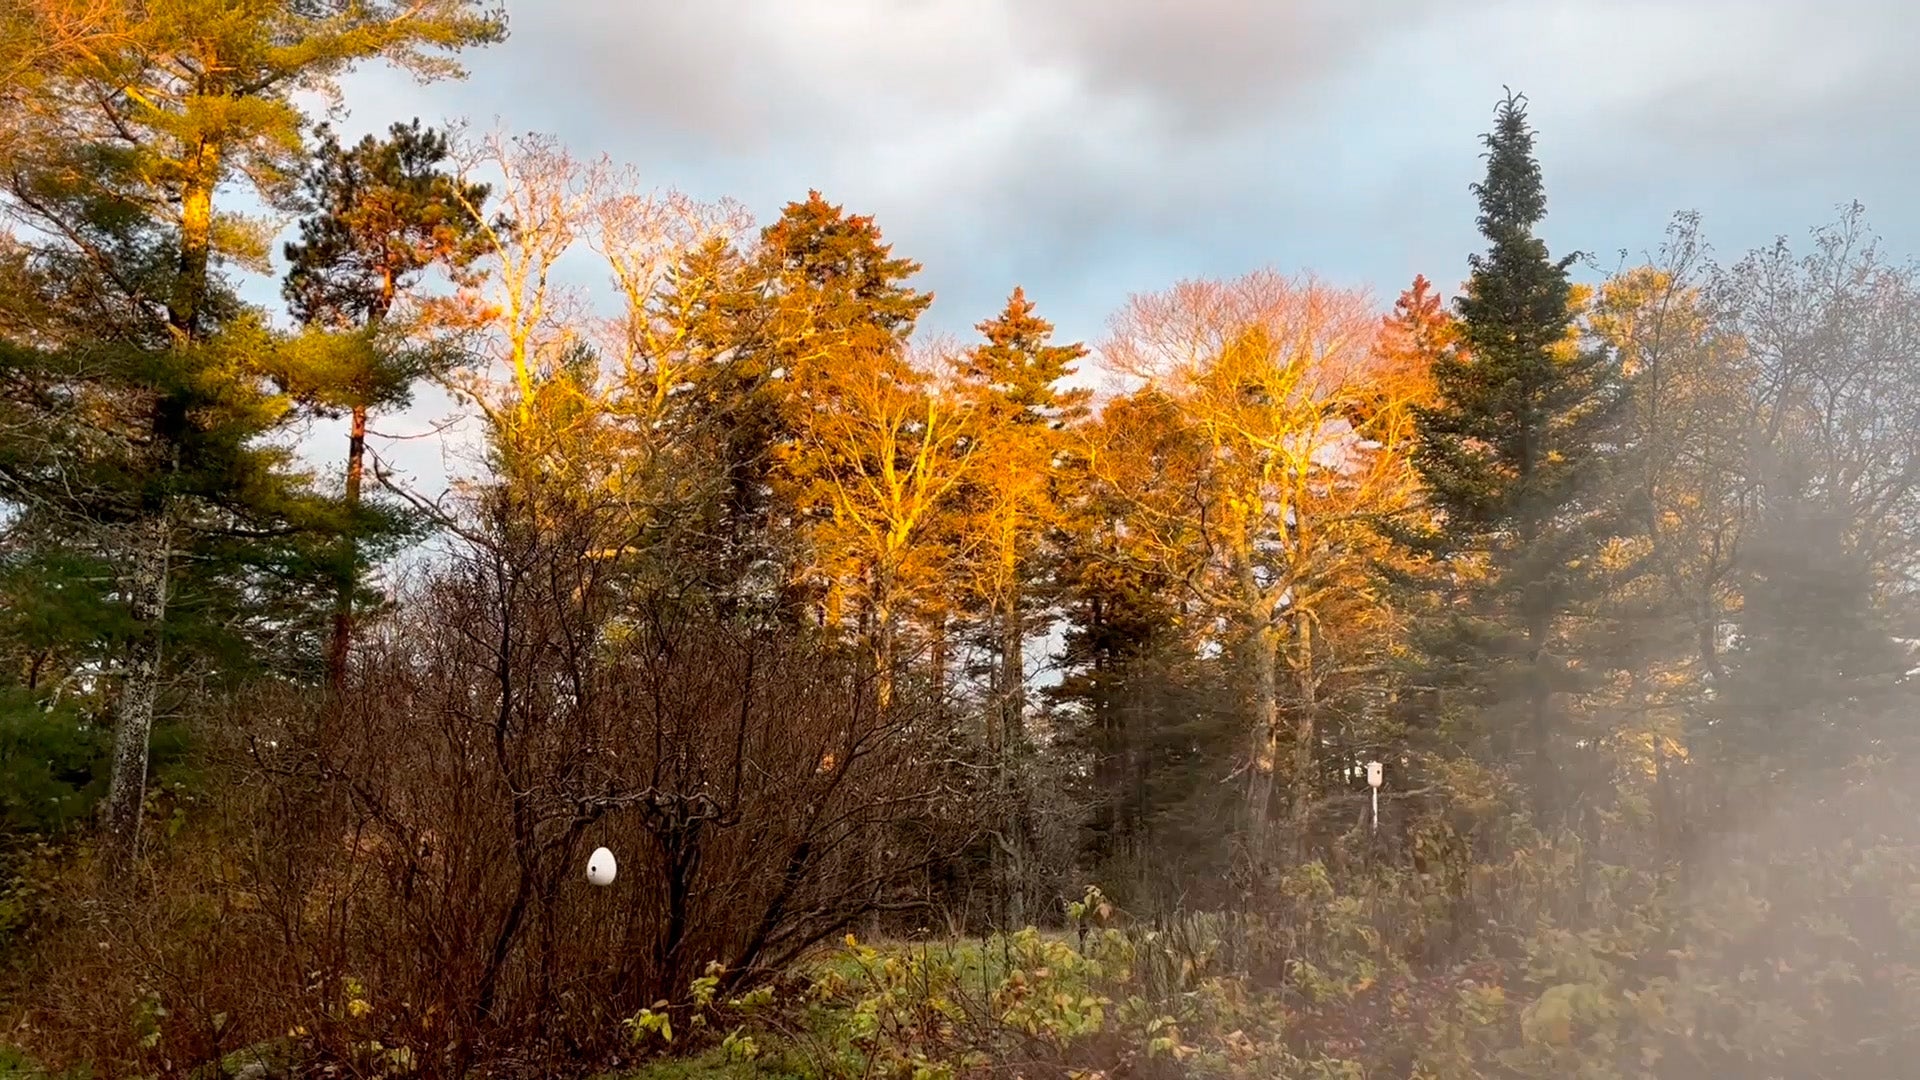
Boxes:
[169,145,216,339]
[1000,586,1026,753]
[984,593,1030,928]
[1288,614,1317,863]
[1088,596,1119,853]
[864,573,895,937]
[1527,610,1556,820]
[1243,623,1280,861]
[102,513,173,868]
[1128,668,1148,865]
[868,562,897,712]
[105,143,214,869]
[1000,589,1029,924]
[327,403,369,692]
[928,610,948,729]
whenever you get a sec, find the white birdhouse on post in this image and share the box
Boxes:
[587,846,618,886]
[1365,761,1384,832]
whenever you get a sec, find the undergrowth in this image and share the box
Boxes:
[610,812,1920,1080]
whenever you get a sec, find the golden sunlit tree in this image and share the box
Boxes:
[445,130,601,464]
[591,180,753,431]
[789,344,983,707]
[951,290,1090,749]
[1097,272,1428,861]
[945,288,1090,921]
[639,191,936,626]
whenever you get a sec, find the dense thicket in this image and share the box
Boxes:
[1,10,1917,1080]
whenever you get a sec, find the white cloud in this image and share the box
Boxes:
[309,0,1920,499]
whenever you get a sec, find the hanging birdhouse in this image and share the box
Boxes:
[587,846,617,886]
[1366,761,1384,789]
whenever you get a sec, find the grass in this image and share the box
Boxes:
[611,930,1082,1080]
[618,1045,804,1080]
[0,1045,81,1080]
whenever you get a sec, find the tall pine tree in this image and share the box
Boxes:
[950,286,1089,925]
[1408,91,1627,816]
[278,119,492,690]
[0,0,503,866]
[953,288,1089,762]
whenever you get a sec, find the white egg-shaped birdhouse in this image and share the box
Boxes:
[587,846,617,886]
[1366,761,1384,789]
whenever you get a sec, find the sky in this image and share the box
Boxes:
[294,0,1920,496]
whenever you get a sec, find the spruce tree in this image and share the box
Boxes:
[1050,394,1241,909]
[1409,91,1628,815]
[757,190,931,335]
[949,287,1089,925]
[956,287,1092,430]
[954,287,1090,748]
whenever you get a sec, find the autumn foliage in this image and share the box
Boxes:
[3,11,1920,1080]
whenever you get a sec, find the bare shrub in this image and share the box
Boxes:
[6,476,978,1078]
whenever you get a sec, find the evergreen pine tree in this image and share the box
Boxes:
[0,0,502,865]
[278,119,492,690]
[956,287,1092,430]
[949,287,1089,925]
[954,288,1090,749]
[1050,445,1240,911]
[1408,90,1628,815]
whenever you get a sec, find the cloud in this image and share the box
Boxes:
[1020,0,1433,134]
[460,0,1418,147]
[319,0,1920,494]
[329,0,1920,345]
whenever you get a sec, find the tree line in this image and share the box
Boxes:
[3,3,1918,1076]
